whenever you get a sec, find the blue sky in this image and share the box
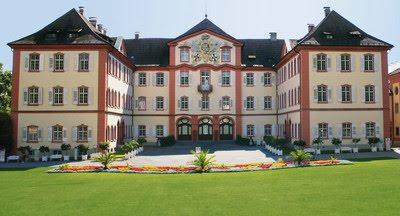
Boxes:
[0,0,399,70]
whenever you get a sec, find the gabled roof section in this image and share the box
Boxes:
[170,18,239,44]
[8,8,115,46]
[125,38,171,66]
[240,39,285,67]
[297,10,393,48]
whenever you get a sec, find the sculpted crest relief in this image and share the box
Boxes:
[188,34,222,65]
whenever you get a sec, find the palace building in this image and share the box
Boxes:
[8,6,393,152]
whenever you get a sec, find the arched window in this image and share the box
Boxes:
[318,123,328,139]
[52,124,63,142]
[54,53,65,72]
[341,84,352,103]
[179,96,189,111]
[340,54,351,71]
[221,96,231,110]
[79,53,90,71]
[28,86,39,105]
[364,54,374,71]
[77,124,88,142]
[29,53,40,71]
[316,53,327,71]
[78,86,89,105]
[27,125,39,142]
[221,46,231,62]
[365,85,375,103]
[264,124,272,136]
[365,122,376,138]
[317,84,327,103]
[180,46,190,62]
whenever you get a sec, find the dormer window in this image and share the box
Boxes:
[323,32,333,39]
[45,33,57,41]
[180,47,190,62]
[221,46,231,62]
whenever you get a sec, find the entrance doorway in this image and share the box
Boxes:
[198,118,213,140]
[219,117,234,140]
[177,118,192,140]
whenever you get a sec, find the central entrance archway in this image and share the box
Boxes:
[177,118,192,140]
[198,118,213,140]
[219,117,234,140]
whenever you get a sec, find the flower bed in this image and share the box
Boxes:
[48,159,352,174]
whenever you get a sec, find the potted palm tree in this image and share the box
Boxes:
[61,143,71,161]
[331,138,342,154]
[289,150,312,166]
[312,137,323,154]
[368,137,380,152]
[77,144,89,160]
[352,138,360,153]
[39,146,50,162]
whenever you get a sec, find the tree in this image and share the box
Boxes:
[0,112,12,153]
[0,63,12,113]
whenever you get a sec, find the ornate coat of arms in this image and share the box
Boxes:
[189,34,221,65]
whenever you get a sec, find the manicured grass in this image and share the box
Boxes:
[1,159,400,215]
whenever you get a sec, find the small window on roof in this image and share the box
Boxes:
[46,33,57,41]
[248,55,256,59]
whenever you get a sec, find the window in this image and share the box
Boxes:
[201,96,209,111]
[54,53,64,71]
[156,73,164,86]
[340,54,351,71]
[180,96,189,111]
[138,125,146,137]
[53,86,63,105]
[156,125,164,137]
[200,71,210,85]
[364,54,374,71]
[138,96,146,111]
[341,85,352,103]
[156,96,164,110]
[138,73,146,86]
[396,127,399,136]
[318,123,328,139]
[247,125,255,137]
[221,96,231,110]
[316,53,327,71]
[77,125,88,142]
[28,86,39,105]
[264,124,272,136]
[221,47,231,62]
[317,85,327,103]
[180,47,190,62]
[78,86,88,105]
[52,125,63,142]
[264,96,272,109]
[246,73,254,86]
[395,103,399,114]
[366,122,376,138]
[79,53,89,71]
[365,85,375,103]
[246,96,254,110]
[264,73,271,86]
[27,125,39,142]
[221,71,230,86]
[180,71,189,86]
[395,87,399,95]
[342,122,352,139]
[29,53,40,71]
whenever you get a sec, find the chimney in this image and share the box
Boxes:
[135,32,140,39]
[269,32,277,41]
[89,17,97,28]
[103,28,107,35]
[307,24,315,32]
[97,24,103,33]
[324,6,331,17]
[78,6,84,15]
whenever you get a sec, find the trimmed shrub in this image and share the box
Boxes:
[39,146,50,154]
[235,135,250,146]
[61,143,71,151]
[263,136,275,145]
[77,144,89,155]
[293,140,307,149]
[97,142,109,152]
[137,137,147,145]
[368,137,380,147]
[121,140,140,153]
[160,135,176,147]
[331,138,342,147]
[289,150,312,166]
[0,112,12,153]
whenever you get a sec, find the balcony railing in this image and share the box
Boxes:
[197,83,213,94]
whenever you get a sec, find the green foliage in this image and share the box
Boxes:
[39,146,50,154]
[352,138,361,145]
[0,63,11,113]
[121,140,140,153]
[275,138,288,149]
[159,135,176,147]
[289,150,312,166]
[93,153,116,169]
[191,150,215,172]
[293,140,307,148]
[312,137,323,147]
[368,137,380,147]
[77,144,89,155]
[331,138,342,147]
[97,142,109,152]
[0,112,12,152]
[263,136,275,145]
[17,145,31,154]
[60,143,71,151]
[235,135,250,146]
[137,137,147,145]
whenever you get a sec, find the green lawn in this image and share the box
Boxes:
[1,159,400,216]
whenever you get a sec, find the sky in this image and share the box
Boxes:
[0,0,399,71]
